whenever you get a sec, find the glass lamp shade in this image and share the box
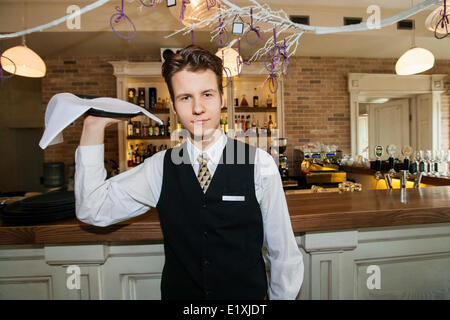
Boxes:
[395,47,435,75]
[215,47,242,77]
[1,45,46,78]
[169,0,220,28]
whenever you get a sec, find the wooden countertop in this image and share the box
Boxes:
[1,186,449,246]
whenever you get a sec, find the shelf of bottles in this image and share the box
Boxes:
[124,78,176,168]
[227,76,279,150]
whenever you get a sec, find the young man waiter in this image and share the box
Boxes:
[75,45,303,300]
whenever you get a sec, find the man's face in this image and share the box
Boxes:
[170,68,224,140]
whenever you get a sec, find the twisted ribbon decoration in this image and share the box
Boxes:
[435,0,449,39]
[213,11,230,46]
[221,49,232,88]
[236,38,251,78]
[245,7,262,46]
[110,0,137,40]
[0,49,17,86]
[205,0,216,10]
[263,26,291,93]
[180,0,190,22]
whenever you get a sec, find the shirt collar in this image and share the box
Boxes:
[186,131,227,165]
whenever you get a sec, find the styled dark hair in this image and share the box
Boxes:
[161,45,223,104]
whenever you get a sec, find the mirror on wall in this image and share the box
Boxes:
[349,73,447,161]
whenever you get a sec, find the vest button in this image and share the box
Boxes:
[203,231,208,238]
[202,202,207,208]
[203,259,210,266]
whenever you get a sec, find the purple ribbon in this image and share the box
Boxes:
[110,0,136,40]
[245,8,262,46]
[236,38,250,78]
[205,0,216,10]
[263,26,291,93]
[221,49,232,88]
[180,0,190,23]
[213,15,229,46]
[0,49,17,86]
[435,0,449,39]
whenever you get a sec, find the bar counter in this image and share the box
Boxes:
[1,186,449,246]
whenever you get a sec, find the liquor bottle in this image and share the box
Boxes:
[246,115,250,131]
[253,88,259,107]
[177,120,182,131]
[234,98,239,107]
[165,97,170,109]
[138,88,145,108]
[127,88,136,104]
[148,120,153,136]
[166,117,171,136]
[127,119,133,137]
[159,120,165,136]
[268,115,274,134]
[154,121,160,136]
[220,117,224,131]
[148,88,157,109]
[267,95,272,108]
[241,115,246,132]
[251,115,256,129]
[135,145,141,165]
[156,97,163,109]
[224,117,228,134]
[134,121,141,136]
[128,144,134,167]
[241,95,249,107]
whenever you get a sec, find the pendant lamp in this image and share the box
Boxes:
[215,47,242,77]
[396,1,435,75]
[1,37,46,78]
[1,2,46,78]
[169,0,220,28]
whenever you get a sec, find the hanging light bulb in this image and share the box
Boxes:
[168,0,220,28]
[215,47,242,77]
[0,36,46,78]
[395,0,435,75]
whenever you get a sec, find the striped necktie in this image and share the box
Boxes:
[197,153,212,193]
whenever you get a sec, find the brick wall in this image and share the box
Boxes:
[284,57,450,168]
[42,55,449,179]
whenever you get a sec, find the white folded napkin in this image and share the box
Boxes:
[39,93,163,149]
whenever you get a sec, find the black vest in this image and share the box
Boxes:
[156,137,267,300]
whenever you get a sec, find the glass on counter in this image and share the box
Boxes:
[338,181,362,193]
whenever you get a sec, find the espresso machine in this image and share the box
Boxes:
[293,144,346,188]
[271,138,289,180]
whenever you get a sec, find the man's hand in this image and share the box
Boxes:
[80,115,126,146]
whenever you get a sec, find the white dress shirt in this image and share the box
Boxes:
[75,132,304,300]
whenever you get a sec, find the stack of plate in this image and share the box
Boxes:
[0,190,75,225]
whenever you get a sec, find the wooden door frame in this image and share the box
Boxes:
[348,73,446,159]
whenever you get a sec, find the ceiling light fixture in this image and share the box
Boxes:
[215,47,242,77]
[1,36,46,78]
[0,2,46,78]
[395,1,435,75]
[169,0,220,28]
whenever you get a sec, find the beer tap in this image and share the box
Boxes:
[384,144,397,189]
[374,145,388,186]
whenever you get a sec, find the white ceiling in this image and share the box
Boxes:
[0,0,448,59]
